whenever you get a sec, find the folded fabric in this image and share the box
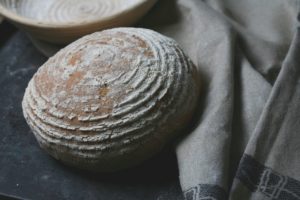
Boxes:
[141,0,300,199]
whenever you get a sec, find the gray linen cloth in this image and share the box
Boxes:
[140,0,300,199]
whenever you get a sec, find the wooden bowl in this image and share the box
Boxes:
[0,0,157,44]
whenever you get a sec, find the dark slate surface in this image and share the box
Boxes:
[0,31,183,200]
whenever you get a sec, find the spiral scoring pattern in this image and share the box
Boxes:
[1,0,141,23]
[22,28,199,171]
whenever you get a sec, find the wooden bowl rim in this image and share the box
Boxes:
[0,0,155,29]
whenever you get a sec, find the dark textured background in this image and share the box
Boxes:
[0,22,183,200]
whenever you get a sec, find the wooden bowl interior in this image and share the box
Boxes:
[0,0,148,26]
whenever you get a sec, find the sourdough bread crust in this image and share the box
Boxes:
[22,28,200,172]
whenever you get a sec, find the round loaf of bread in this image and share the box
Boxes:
[22,28,200,172]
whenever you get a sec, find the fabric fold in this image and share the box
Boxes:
[140,0,300,199]
[230,26,300,200]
